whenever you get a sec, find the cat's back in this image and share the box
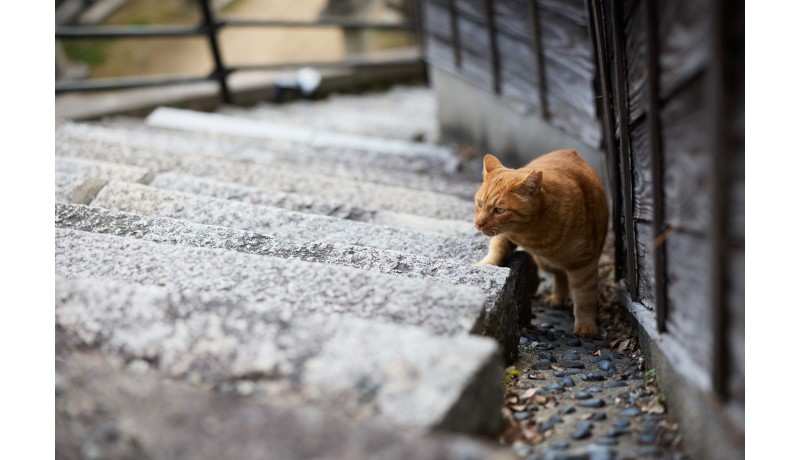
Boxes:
[525,149,595,180]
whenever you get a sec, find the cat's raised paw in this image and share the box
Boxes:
[573,321,598,338]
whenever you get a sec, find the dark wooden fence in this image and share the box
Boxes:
[421,0,744,418]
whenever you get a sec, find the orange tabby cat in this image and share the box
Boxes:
[474,150,608,337]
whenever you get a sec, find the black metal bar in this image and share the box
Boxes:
[529,0,549,119]
[709,0,729,400]
[198,0,231,104]
[55,75,213,93]
[608,0,637,295]
[485,0,501,94]
[447,0,462,69]
[644,0,667,333]
[56,25,208,39]
[587,0,624,281]
[221,18,417,30]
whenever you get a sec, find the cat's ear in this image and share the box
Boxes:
[519,170,543,197]
[483,154,503,179]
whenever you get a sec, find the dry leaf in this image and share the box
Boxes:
[520,388,537,400]
[641,398,665,414]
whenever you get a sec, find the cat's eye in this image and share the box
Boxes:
[494,207,506,214]
[476,201,483,208]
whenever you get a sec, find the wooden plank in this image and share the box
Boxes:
[424,35,458,73]
[726,246,744,402]
[530,0,550,119]
[630,118,654,222]
[726,0,745,246]
[658,0,711,99]
[494,0,534,40]
[622,0,647,124]
[447,0,462,69]
[546,94,603,148]
[610,0,637,294]
[497,32,541,107]
[456,14,491,56]
[665,230,713,380]
[543,55,596,118]
[539,9,594,74]
[644,0,668,333]
[539,0,588,26]
[486,0,501,94]
[729,107,744,244]
[422,0,453,41]
[455,0,488,23]
[454,14,493,91]
[660,74,711,235]
[634,220,656,312]
[496,33,538,80]
[588,0,625,278]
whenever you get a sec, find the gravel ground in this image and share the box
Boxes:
[497,233,689,460]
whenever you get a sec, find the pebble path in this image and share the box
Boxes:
[498,278,689,460]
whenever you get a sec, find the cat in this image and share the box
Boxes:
[474,150,609,337]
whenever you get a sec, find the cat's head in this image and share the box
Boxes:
[474,154,542,236]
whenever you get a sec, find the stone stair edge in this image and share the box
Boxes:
[56,350,516,460]
[56,275,505,434]
[88,180,486,262]
[55,138,476,220]
[55,202,528,363]
[55,227,488,338]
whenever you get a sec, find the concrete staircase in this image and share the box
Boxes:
[54,87,537,458]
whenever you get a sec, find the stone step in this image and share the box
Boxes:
[55,156,150,204]
[150,172,477,238]
[61,118,462,184]
[58,121,479,199]
[56,277,505,435]
[56,351,515,459]
[56,132,476,220]
[56,228,488,339]
[56,202,537,362]
[146,106,460,173]
[217,84,440,143]
[89,181,486,262]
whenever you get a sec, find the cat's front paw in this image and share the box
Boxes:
[475,259,494,268]
[573,321,599,338]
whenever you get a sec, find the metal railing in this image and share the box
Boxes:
[55,0,423,103]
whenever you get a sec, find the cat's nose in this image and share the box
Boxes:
[475,218,486,229]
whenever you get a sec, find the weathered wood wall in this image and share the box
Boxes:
[422,0,603,148]
[590,0,744,409]
[421,0,744,419]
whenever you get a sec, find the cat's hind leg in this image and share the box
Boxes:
[566,262,600,338]
[533,255,570,307]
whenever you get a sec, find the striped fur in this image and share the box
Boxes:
[474,150,609,337]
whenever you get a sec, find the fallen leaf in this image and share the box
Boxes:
[520,388,537,400]
[641,398,666,414]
